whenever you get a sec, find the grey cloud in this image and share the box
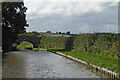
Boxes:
[25,2,118,34]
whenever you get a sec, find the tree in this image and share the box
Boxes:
[65,36,75,51]
[2,2,28,52]
[59,32,61,34]
[66,31,70,35]
[47,31,51,33]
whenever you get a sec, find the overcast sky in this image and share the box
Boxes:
[24,0,118,34]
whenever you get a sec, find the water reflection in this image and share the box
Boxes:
[2,53,26,78]
[2,51,101,78]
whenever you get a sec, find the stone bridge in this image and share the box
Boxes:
[16,35,42,48]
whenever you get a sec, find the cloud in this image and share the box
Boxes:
[24,1,118,33]
[25,2,118,20]
[78,24,118,33]
[25,0,119,2]
[103,24,118,33]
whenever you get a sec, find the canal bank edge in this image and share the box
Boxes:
[48,50,119,80]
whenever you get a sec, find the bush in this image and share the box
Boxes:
[39,36,67,49]
[73,33,119,58]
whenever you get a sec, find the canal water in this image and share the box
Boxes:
[2,51,101,78]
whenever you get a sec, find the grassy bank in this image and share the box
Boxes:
[49,48,118,73]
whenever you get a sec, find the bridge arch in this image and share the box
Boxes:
[16,35,42,48]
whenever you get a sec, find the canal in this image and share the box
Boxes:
[2,51,101,78]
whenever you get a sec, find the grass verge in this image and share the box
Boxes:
[45,48,118,74]
[59,51,118,73]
